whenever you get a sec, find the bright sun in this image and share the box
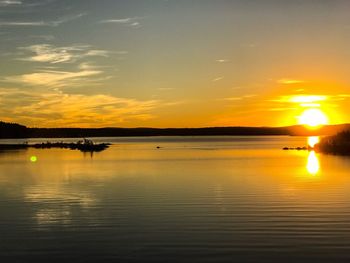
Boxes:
[298,108,329,127]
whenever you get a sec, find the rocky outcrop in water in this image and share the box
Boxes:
[0,141,111,153]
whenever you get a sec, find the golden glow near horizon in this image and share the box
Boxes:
[281,95,331,128]
[307,151,320,175]
[290,95,327,104]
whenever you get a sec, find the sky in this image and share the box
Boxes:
[1,0,350,128]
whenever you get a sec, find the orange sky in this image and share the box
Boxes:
[1,0,350,127]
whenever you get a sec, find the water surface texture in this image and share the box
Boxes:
[1,136,350,262]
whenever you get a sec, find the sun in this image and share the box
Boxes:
[298,108,328,128]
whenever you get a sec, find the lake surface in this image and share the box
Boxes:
[1,136,350,262]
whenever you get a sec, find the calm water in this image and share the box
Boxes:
[1,136,350,262]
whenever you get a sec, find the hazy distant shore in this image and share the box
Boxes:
[1,121,350,139]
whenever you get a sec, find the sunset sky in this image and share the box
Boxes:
[1,0,350,128]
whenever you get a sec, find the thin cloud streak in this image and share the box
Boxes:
[0,0,22,6]
[212,77,223,82]
[18,44,114,64]
[5,43,123,88]
[4,68,102,87]
[271,95,328,104]
[99,17,143,27]
[222,94,257,101]
[0,13,86,27]
[277,79,305,84]
[216,59,230,63]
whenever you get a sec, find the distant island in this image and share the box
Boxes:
[0,139,110,153]
[1,121,350,139]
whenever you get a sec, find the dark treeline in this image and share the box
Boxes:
[0,121,28,138]
[315,131,350,155]
[1,121,350,139]
[30,126,290,138]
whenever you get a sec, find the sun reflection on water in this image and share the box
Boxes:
[308,136,320,148]
[307,151,320,175]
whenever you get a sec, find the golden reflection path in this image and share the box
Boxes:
[307,151,320,175]
[306,136,321,176]
[308,136,320,148]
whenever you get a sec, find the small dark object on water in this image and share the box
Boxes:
[156,146,161,149]
[282,146,308,151]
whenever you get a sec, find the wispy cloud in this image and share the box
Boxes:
[272,95,328,104]
[99,17,142,27]
[4,67,102,87]
[268,94,350,113]
[268,94,330,110]
[4,43,124,88]
[85,50,110,57]
[0,13,86,27]
[50,13,87,26]
[0,0,22,6]
[277,79,305,84]
[328,94,350,101]
[222,94,257,101]
[223,97,242,101]
[337,94,350,98]
[212,77,223,82]
[18,44,113,64]
[267,107,297,112]
[0,88,160,127]
[216,59,230,63]
[0,21,46,26]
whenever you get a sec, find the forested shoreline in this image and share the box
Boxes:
[1,121,349,139]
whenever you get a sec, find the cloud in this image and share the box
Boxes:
[216,59,230,63]
[101,18,133,23]
[223,97,242,101]
[337,94,350,98]
[272,95,328,104]
[19,44,82,63]
[269,94,350,113]
[85,50,110,57]
[267,94,334,112]
[18,44,112,64]
[212,77,223,82]
[0,21,47,26]
[5,68,103,87]
[4,44,123,88]
[0,13,86,27]
[0,88,161,127]
[0,0,55,8]
[0,0,22,6]
[99,17,143,27]
[277,79,305,84]
[222,94,257,101]
[268,107,297,112]
[50,13,86,26]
